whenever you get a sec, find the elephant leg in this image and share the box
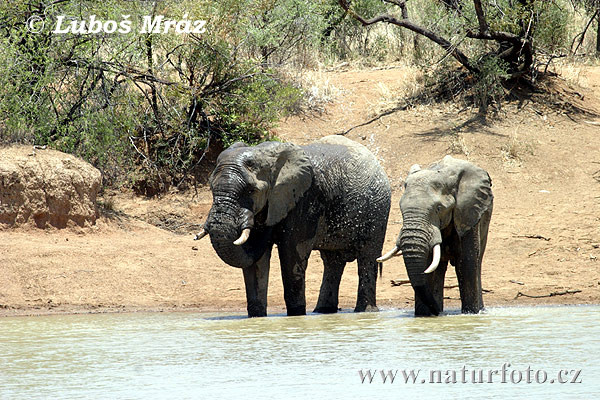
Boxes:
[242,247,272,318]
[355,253,379,312]
[415,261,448,316]
[456,223,484,314]
[314,250,346,314]
[278,245,311,316]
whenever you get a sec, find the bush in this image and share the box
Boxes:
[0,0,309,191]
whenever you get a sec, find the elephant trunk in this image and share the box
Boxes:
[205,195,257,268]
[399,215,442,316]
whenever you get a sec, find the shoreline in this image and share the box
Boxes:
[1,298,596,318]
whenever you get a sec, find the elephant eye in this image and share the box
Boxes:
[436,204,443,212]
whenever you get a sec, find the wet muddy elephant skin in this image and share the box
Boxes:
[379,155,493,316]
[200,135,391,317]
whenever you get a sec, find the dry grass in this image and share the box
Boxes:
[501,130,535,165]
[552,62,591,88]
[448,133,471,156]
[367,66,424,118]
[282,67,343,114]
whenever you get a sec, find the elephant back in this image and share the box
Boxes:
[302,136,391,248]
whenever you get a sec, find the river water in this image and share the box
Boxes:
[0,306,598,399]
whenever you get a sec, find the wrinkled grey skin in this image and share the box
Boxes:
[393,155,493,316]
[203,135,391,317]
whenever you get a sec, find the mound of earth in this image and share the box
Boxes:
[0,146,101,229]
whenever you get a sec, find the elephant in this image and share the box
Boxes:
[378,155,493,316]
[195,135,391,317]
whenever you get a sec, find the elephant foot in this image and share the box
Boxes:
[414,301,440,317]
[314,306,339,314]
[247,311,267,318]
[247,303,267,318]
[287,306,306,316]
[354,304,378,313]
[461,304,484,314]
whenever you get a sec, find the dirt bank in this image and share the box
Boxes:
[1,65,599,317]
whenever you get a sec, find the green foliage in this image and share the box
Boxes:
[473,56,509,113]
[320,0,392,61]
[533,1,570,53]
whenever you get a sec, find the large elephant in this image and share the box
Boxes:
[196,135,391,317]
[378,155,493,316]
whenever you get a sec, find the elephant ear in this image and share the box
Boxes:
[265,143,313,226]
[446,156,493,237]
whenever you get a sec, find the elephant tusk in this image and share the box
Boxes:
[233,228,251,246]
[376,246,402,263]
[194,228,208,240]
[424,244,441,274]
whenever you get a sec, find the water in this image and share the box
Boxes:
[1,306,598,399]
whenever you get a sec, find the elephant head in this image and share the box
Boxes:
[378,155,493,315]
[197,141,313,268]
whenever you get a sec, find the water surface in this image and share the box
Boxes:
[1,306,598,399]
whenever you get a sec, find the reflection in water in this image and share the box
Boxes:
[0,306,598,399]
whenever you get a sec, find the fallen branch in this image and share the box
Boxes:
[510,280,525,285]
[514,289,581,299]
[337,105,405,136]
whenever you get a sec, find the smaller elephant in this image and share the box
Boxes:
[378,155,493,316]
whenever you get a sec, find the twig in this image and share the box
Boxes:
[510,280,525,285]
[391,279,411,287]
[514,234,551,241]
[514,289,581,299]
[565,113,578,123]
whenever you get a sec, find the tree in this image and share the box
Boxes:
[338,1,571,77]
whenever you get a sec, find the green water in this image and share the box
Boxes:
[0,306,598,399]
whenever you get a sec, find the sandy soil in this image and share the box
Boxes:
[1,64,599,317]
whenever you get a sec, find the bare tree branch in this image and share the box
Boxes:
[383,0,408,18]
[473,0,489,35]
[571,9,599,55]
